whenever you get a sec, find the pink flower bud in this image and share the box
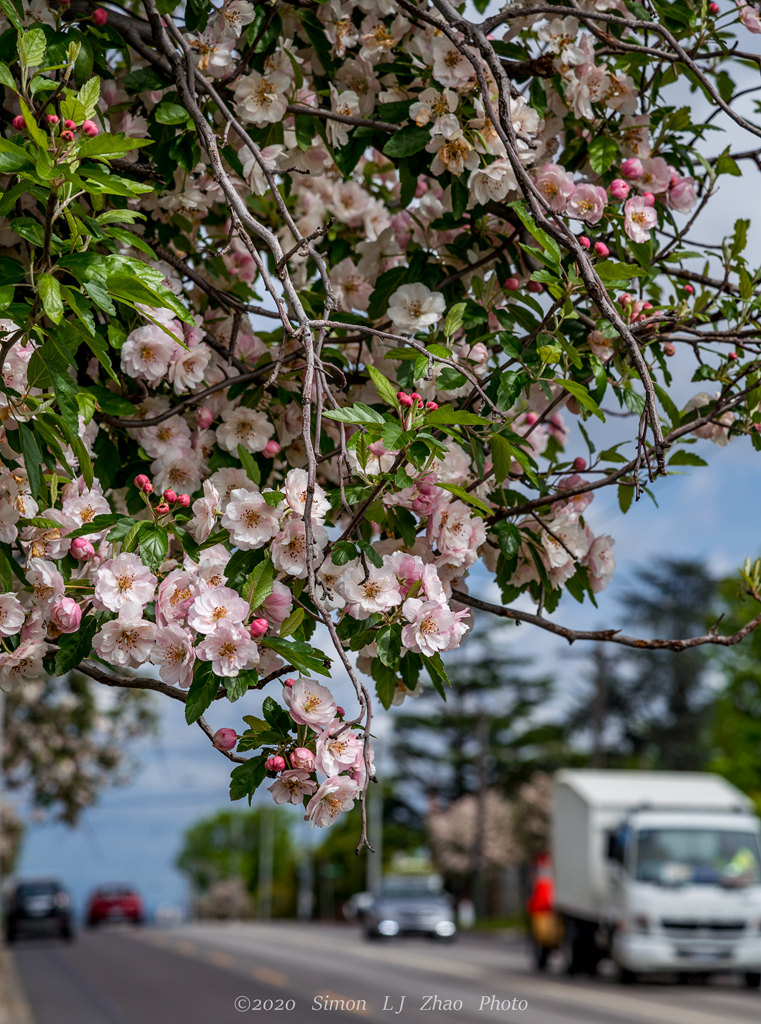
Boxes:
[664,342,676,357]
[335,706,345,718]
[51,598,82,634]
[504,277,520,291]
[643,192,655,207]
[573,457,587,471]
[410,393,421,402]
[195,407,213,430]
[709,1,719,11]
[163,489,177,504]
[134,474,149,489]
[527,281,543,293]
[82,120,99,137]
[177,493,191,507]
[284,677,296,688]
[142,481,154,494]
[524,411,539,426]
[729,351,738,360]
[399,394,414,408]
[11,115,24,130]
[608,179,630,200]
[593,241,610,258]
[46,114,59,126]
[579,236,591,249]
[291,747,315,771]
[426,402,438,411]
[684,284,694,295]
[61,130,74,142]
[262,439,281,458]
[70,536,95,561]
[265,755,286,772]
[620,158,644,180]
[415,180,428,198]
[249,618,269,638]
[156,502,170,515]
[212,728,238,751]
[58,0,71,5]
[642,301,653,310]
[417,400,424,408]
[64,120,76,131]
[92,7,108,24]
[618,292,633,305]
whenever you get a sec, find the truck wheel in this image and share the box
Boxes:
[743,972,761,989]
[562,920,596,976]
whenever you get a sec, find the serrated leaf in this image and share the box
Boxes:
[19,27,46,70]
[588,136,620,175]
[668,450,708,468]
[185,662,220,724]
[424,652,449,700]
[323,402,386,425]
[279,607,304,639]
[37,273,63,324]
[424,405,490,427]
[76,76,100,119]
[236,443,261,486]
[366,365,399,407]
[138,522,169,571]
[54,617,97,677]
[556,379,605,421]
[381,125,430,157]
[261,636,331,677]
[225,667,259,702]
[245,557,275,609]
[229,756,268,802]
[435,481,491,515]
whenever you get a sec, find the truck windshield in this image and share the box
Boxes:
[634,828,761,886]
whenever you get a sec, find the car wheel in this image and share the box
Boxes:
[618,967,638,985]
[744,972,761,989]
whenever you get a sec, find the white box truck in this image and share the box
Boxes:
[551,769,761,985]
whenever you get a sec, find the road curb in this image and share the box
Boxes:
[0,946,35,1024]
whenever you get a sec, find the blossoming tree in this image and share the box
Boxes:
[2,0,761,849]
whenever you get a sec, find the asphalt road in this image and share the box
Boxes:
[11,921,761,1024]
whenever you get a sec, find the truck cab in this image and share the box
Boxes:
[551,769,761,985]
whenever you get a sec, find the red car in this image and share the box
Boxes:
[86,886,145,927]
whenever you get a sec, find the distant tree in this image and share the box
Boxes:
[390,617,567,819]
[567,560,716,770]
[176,807,298,918]
[3,670,156,826]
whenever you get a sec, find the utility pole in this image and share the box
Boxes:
[590,647,609,768]
[472,714,488,922]
[366,783,383,893]
[257,808,274,920]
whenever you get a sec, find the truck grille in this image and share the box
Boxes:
[661,919,746,939]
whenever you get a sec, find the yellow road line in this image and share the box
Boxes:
[251,966,289,987]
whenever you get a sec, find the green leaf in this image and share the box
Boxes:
[443,302,466,339]
[261,637,331,677]
[79,134,152,159]
[424,405,490,427]
[376,625,401,668]
[668,450,708,468]
[323,402,386,425]
[262,695,292,735]
[54,617,98,677]
[19,27,46,70]
[225,667,259,702]
[0,2,21,30]
[381,125,430,158]
[38,273,64,325]
[279,607,304,638]
[245,557,275,609]
[492,521,521,559]
[435,482,491,515]
[424,652,450,700]
[331,541,356,566]
[588,136,620,175]
[618,483,634,514]
[366,365,399,407]
[68,513,125,538]
[509,201,562,268]
[555,379,605,421]
[154,101,190,125]
[490,434,513,484]
[185,661,220,724]
[595,261,649,281]
[16,422,43,501]
[76,76,100,119]
[44,346,79,443]
[236,443,261,486]
[229,756,268,802]
[138,522,169,571]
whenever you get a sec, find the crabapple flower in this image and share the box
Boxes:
[468,159,518,205]
[284,468,331,521]
[187,586,250,634]
[387,284,445,334]
[196,621,259,676]
[304,775,359,827]
[271,519,328,578]
[401,598,469,656]
[93,608,157,667]
[50,598,82,634]
[220,488,280,548]
[93,553,157,613]
[216,406,272,454]
[567,184,607,224]
[283,677,337,729]
[291,747,316,771]
[337,562,403,619]
[667,175,697,213]
[233,71,289,126]
[120,325,176,385]
[260,581,293,624]
[269,770,317,805]
[624,196,658,242]
[534,163,576,212]
[151,624,195,687]
[315,720,363,776]
[0,594,25,637]
[26,559,65,614]
[187,480,220,543]
[584,534,616,593]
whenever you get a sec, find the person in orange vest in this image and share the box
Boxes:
[527,853,562,970]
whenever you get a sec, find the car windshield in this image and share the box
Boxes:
[377,881,443,901]
[17,882,59,897]
[633,828,761,886]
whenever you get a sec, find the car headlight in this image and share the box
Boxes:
[434,920,456,937]
[378,919,400,936]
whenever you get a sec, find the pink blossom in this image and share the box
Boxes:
[212,728,238,751]
[0,594,25,637]
[151,623,195,687]
[667,175,697,213]
[216,406,271,454]
[567,183,607,224]
[93,608,157,667]
[265,755,286,772]
[584,534,616,592]
[26,559,65,614]
[262,440,281,458]
[188,480,220,543]
[70,537,95,560]
[637,157,671,194]
[249,618,269,638]
[534,163,576,212]
[269,769,317,805]
[120,324,176,385]
[428,500,487,567]
[304,775,359,827]
[50,598,81,634]
[291,747,316,770]
[401,598,469,656]
[0,638,46,691]
[620,158,643,180]
[336,563,403,619]
[93,553,157,614]
[271,519,328,579]
[196,621,259,676]
[315,720,362,776]
[187,586,250,634]
[220,487,280,549]
[608,178,630,200]
[283,677,337,729]
[196,407,214,430]
[283,467,331,521]
[624,196,658,243]
[736,0,761,33]
[156,569,200,627]
[260,581,293,624]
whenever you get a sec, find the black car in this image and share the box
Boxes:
[5,879,74,942]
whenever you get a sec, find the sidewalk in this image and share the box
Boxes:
[0,946,34,1024]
